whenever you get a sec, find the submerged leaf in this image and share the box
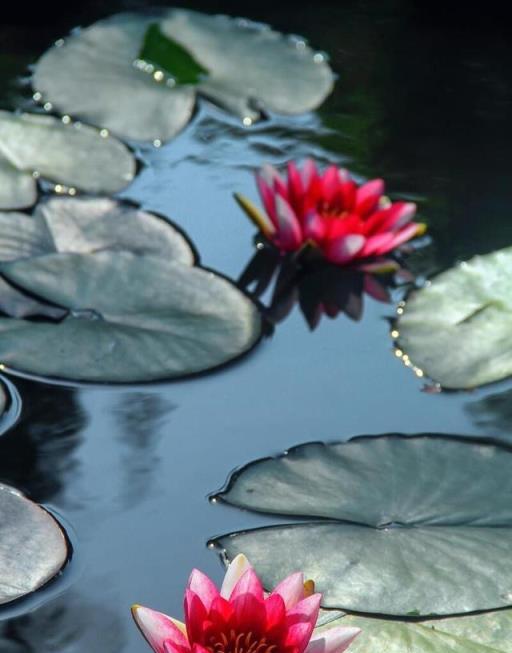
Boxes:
[396,247,512,389]
[0,483,68,604]
[0,111,136,209]
[139,23,209,84]
[212,435,512,616]
[0,251,261,383]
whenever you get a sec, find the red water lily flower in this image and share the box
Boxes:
[132,555,360,653]
[235,161,426,265]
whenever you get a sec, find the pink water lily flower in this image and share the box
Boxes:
[132,554,360,653]
[235,160,426,265]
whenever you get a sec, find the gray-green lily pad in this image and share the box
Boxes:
[0,197,194,318]
[32,10,334,143]
[0,483,68,604]
[314,612,512,653]
[211,435,512,617]
[0,251,261,383]
[395,247,512,389]
[0,111,136,209]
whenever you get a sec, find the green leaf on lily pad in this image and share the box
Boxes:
[0,111,136,209]
[33,10,334,142]
[139,23,209,85]
[0,483,68,604]
[211,435,512,617]
[0,251,261,383]
[0,197,194,319]
[395,247,512,389]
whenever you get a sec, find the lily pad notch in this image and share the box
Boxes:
[0,197,263,384]
[210,433,512,617]
[32,9,335,143]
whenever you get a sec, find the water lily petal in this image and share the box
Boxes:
[265,592,286,632]
[132,605,190,653]
[303,211,327,242]
[274,195,304,250]
[209,594,235,629]
[188,569,220,611]
[272,572,305,610]
[305,626,361,653]
[287,161,305,214]
[363,275,391,303]
[231,569,266,632]
[388,222,424,249]
[355,179,384,216]
[286,593,322,629]
[301,159,320,188]
[230,568,265,603]
[220,554,253,599]
[283,594,322,653]
[184,589,209,644]
[324,234,366,264]
[256,174,278,227]
[321,166,342,206]
[360,232,396,257]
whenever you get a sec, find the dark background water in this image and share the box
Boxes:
[1,1,512,650]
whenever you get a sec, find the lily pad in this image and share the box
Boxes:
[0,197,194,318]
[0,483,68,604]
[0,251,261,383]
[33,9,334,143]
[0,111,136,209]
[314,611,512,653]
[211,434,512,617]
[395,247,512,389]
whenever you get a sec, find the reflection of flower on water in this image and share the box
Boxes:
[235,160,426,265]
[132,554,360,653]
[239,243,414,330]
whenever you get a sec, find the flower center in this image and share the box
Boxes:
[207,630,277,653]
[317,200,348,219]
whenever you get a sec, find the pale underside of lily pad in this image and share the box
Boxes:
[0,111,136,209]
[32,9,334,142]
[396,247,512,389]
[0,483,68,604]
[0,251,261,383]
[0,197,194,318]
[212,435,512,616]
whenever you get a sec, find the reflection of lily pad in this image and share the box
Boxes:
[33,10,334,142]
[395,247,512,389]
[314,611,512,653]
[0,197,194,318]
[0,111,135,209]
[211,435,512,616]
[0,483,68,604]
[0,251,261,383]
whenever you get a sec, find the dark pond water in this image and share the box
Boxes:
[1,1,512,650]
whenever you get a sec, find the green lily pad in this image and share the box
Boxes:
[0,483,68,604]
[395,247,512,389]
[0,251,261,383]
[0,111,136,209]
[211,435,512,617]
[0,197,194,319]
[33,9,334,143]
